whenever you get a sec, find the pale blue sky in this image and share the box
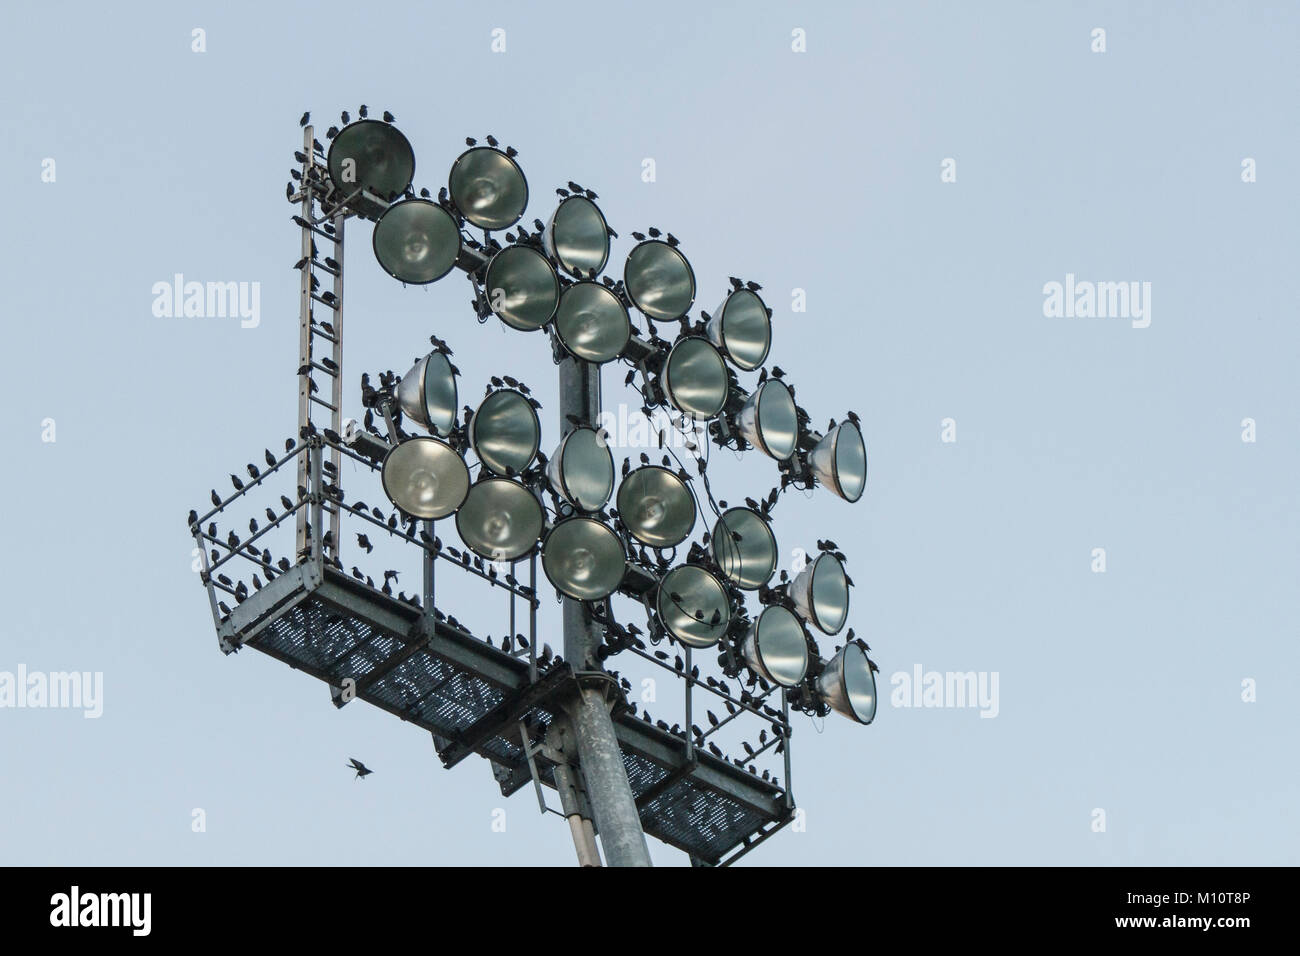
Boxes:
[1,0,1296,865]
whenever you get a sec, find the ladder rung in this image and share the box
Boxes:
[310,292,340,309]
[310,395,338,412]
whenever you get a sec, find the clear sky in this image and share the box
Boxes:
[1,0,1296,866]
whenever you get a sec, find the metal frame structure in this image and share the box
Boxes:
[189,122,805,866]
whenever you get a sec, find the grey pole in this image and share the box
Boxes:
[557,349,653,868]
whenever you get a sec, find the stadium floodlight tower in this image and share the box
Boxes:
[188,107,880,868]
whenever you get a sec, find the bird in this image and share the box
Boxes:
[299,111,310,127]
[358,104,368,118]
[210,489,221,507]
[347,758,372,780]
[382,110,394,123]
[230,474,245,491]
[186,509,198,527]
[340,110,350,124]
[356,533,373,554]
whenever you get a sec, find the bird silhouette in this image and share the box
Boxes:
[299,111,310,127]
[347,758,372,779]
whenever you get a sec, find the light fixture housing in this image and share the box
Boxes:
[326,120,416,219]
[624,239,695,320]
[736,379,798,460]
[810,421,867,502]
[616,465,696,548]
[468,389,540,476]
[372,198,461,284]
[395,351,458,436]
[455,477,545,561]
[816,643,877,725]
[547,427,614,512]
[662,336,728,419]
[741,605,810,687]
[555,281,630,363]
[655,565,730,648]
[541,517,626,600]
[711,507,777,590]
[544,195,610,277]
[790,551,850,635]
[706,289,771,371]
[449,146,528,230]
[380,436,470,520]
[485,245,560,331]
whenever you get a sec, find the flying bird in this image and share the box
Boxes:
[347,758,372,780]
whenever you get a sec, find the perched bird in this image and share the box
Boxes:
[210,489,221,507]
[299,111,310,127]
[340,110,350,124]
[230,474,245,492]
[347,758,372,780]
[358,104,368,118]
[356,533,373,554]
[382,110,394,123]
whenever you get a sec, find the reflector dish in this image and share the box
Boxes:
[816,643,877,724]
[615,465,696,548]
[380,437,469,520]
[662,337,728,419]
[656,565,730,648]
[742,605,810,687]
[790,551,850,635]
[624,240,695,320]
[455,478,544,561]
[555,281,630,363]
[547,427,614,511]
[395,351,458,436]
[810,421,867,502]
[485,245,560,331]
[326,120,415,218]
[736,379,798,460]
[373,199,461,284]
[469,389,540,476]
[449,147,528,230]
[544,195,610,276]
[711,507,776,590]
[541,517,626,600]
[706,289,771,371]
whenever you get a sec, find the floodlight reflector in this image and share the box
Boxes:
[326,120,416,218]
[810,421,867,502]
[736,379,798,460]
[380,437,469,520]
[544,195,610,276]
[706,289,771,371]
[555,281,630,363]
[485,245,560,331]
[449,146,528,230]
[395,351,458,436]
[469,389,540,476]
[624,240,695,320]
[373,199,461,284]
[547,427,614,512]
[616,465,696,548]
[816,643,877,725]
[790,551,850,635]
[656,565,730,648]
[662,337,728,419]
[711,507,776,590]
[541,517,626,600]
[742,605,810,687]
[455,477,545,561]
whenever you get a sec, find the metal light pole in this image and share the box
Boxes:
[557,350,653,867]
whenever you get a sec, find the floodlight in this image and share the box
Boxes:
[544,195,610,276]
[455,477,545,561]
[326,119,415,218]
[706,289,771,371]
[662,337,728,419]
[809,421,867,502]
[790,551,850,635]
[816,642,876,725]
[736,379,798,460]
[655,565,730,648]
[547,427,614,512]
[711,507,777,590]
[468,389,540,476]
[541,517,626,600]
[485,245,560,331]
[741,605,810,687]
[372,199,461,284]
[555,281,630,363]
[395,351,458,436]
[615,465,696,548]
[624,240,695,320]
[380,437,470,520]
[449,146,528,230]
